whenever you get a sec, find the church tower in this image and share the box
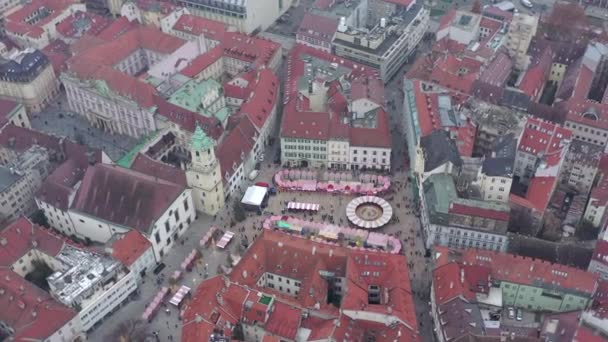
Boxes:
[186,125,224,215]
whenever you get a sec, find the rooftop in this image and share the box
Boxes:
[47,245,121,306]
[0,166,23,193]
[168,78,230,123]
[182,229,420,341]
[420,130,463,172]
[110,230,152,267]
[71,164,185,233]
[435,246,599,295]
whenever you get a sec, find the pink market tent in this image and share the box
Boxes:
[169,285,191,306]
[367,232,389,249]
[200,226,218,247]
[216,231,235,249]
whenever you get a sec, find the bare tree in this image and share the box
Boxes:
[106,319,149,342]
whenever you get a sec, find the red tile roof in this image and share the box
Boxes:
[478,53,512,87]
[0,217,65,267]
[297,13,338,44]
[37,158,85,210]
[237,69,279,129]
[71,25,184,67]
[351,77,385,106]
[282,44,387,146]
[217,116,256,181]
[518,118,571,156]
[183,229,420,341]
[179,45,223,78]
[264,301,301,340]
[71,164,185,233]
[573,325,608,342]
[281,101,330,140]
[172,14,225,42]
[0,269,77,341]
[510,176,557,212]
[223,32,280,68]
[435,246,599,295]
[430,55,483,94]
[111,230,152,267]
[0,99,19,119]
[68,61,158,108]
[55,10,110,39]
[449,202,509,221]
[342,250,418,330]
[0,124,61,152]
[42,39,71,73]
[6,0,79,39]
[349,108,392,148]
[96,16,139,41]
[433,262,477,305]
[592,239,608,267]
[130,153,187,186]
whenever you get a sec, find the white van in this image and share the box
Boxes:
[520,0,533,8]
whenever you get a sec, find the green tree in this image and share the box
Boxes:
[233,200,246,222]
[106,319,149,342]
[30,209,49,228]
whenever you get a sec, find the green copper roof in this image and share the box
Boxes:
[116,131,158,168]
[168,78,230,122]
[191,125,213,151]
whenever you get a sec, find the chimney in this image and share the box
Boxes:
[312,246,316,255]
[8,137,15,148]
[461,268,465,284]
[0,238,6,246]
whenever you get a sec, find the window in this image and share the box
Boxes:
[166,237,171,246]
[184,199,189,211]
[174,210,180,221]
[155,232,160,244]
[165,221,170,233]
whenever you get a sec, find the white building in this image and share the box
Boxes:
[109,230,156,282]
[4,0,86,49]
[333,2,430,82]
[38,163,195,262]
[47,245,137,331]
[0,145,51,223]
[62,26,186,138]
[176,0,293,34]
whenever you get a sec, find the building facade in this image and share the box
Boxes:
[186,126,225,215]
[176,0,293,34]
[0,49,58,112]
[333,2,429,82]
[0,145,51,224]
[505,12,538,70]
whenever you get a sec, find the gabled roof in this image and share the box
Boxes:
[0,217,65,267]
[71,164,185,233]
[111,230,152,267]
[0,269,77,341]
[130,153,187,186]
[217,116,256,181]
[0,124,61,153]
[172,14,225,42]
[434,246,599,295]
[179,45,223,78]
[349,108,392,148]
[238,69,279,129]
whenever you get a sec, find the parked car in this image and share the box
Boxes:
[507,307,515,319]
[516,308,523,321]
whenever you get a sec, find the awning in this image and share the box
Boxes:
[216,231,235,249]
[169,285,191,306]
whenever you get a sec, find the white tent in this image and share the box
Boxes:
[241,186,268,207]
